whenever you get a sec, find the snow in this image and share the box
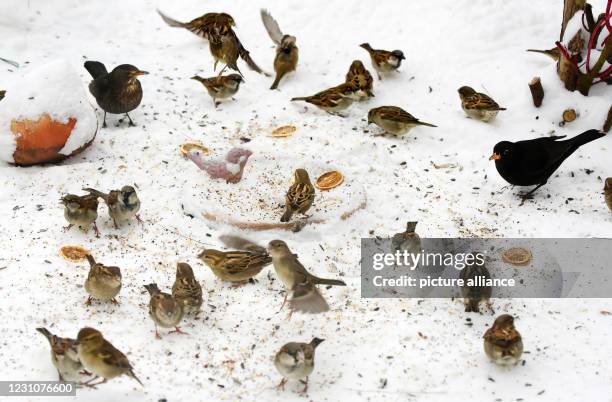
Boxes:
[0,0,611,401]
[0,59,97,163]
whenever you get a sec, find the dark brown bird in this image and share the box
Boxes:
[84,62,148,128]
[36,327,88,382]
[459,252,492,313]
[604,178,612,212]
[172,262,203,315]
[261,9,298,89]
[345,60,374,100]
[158,10,266,77]
[360,43,405,79]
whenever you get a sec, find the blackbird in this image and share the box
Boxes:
[84,61,148,128]
[490,129,605,198]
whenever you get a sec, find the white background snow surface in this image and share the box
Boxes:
[0,0,611,401]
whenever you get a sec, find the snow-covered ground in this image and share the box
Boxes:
[0,0,611,401]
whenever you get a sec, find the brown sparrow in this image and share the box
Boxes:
[84,254,122,305]
[368,106,436,136]
[267,240,346,315]
[391,221,421,255]
[345,60,374,100]
[83,186,141,228]
[158,10,265,76]
[275,338,324,393]
[144,283,186,339]
[458,86,506,122]
[483,314,523,366]
[261,9,298,90]
[76,327,143,387]
[198,249,271,284]
[459,252,492,313]
[359,43,405,79]
[291,83,357,116]
[60,194,99,237]
[604,178,612,212]
[36,327,88,382]
[281,169,315,222]
[172,262,203,315]
[191,74,243,108]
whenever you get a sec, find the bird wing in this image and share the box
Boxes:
[290,282,330,313]
[100,341,133,370]
[286,182,314,209]
[467,93,504,111]
[219,235,267,254]
[378,107,419,124]
[260,9,283,45]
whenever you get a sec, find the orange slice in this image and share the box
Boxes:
[270,125,297,137]
[501,247,532,267]
[180,142,210,156]
[315,171,344,190]
[60,246,90,262]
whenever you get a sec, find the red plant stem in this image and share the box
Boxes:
[585,17,607,73]
[606,0,611,32]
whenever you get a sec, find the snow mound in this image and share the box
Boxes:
[0,59,97,163]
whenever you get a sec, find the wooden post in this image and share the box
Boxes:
[528,77,544,107]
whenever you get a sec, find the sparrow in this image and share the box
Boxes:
[157,10,265,76]
[359,43,405,79]
[457,86,506,122]
[483,314,523,366]
[459,252,492,313]
[191,74,243,108]
[261,9,298,90]
[291,83,357,116]
[391,221,421,255]
[60,194,99,237]
[76,327,143,387]
[84,254,122,305]
[345,60,374,100]
[526,47,561,62]
[185,147,252,183]
[84,61,148,127]
[605,178,612,212]
[368,106,436,136]
[172,262,203,315]
[490,129,606,198]
[198,249,272,284]
[275,338,324,393]
[157,10,235,40]
[83,186,141,228]
[281,168,316,222]
[267,240,346,315]
[144,283,186,339]
[36,327,87,382]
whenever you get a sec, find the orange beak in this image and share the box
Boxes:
[489,153,501,161]
[131,70,149,77]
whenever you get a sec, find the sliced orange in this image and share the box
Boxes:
[315,171,344,190]
[270,125,297,137]
[180,142,210,156]
[60,246,90,262]
[501,247,532,267]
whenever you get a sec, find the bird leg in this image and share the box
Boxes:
[125,113,136,127]
[85,296,93,306]
[154,324,162,340]
[84,378,108,388]
[136,214,144,226]
[81,375,101,388]
[112,217,119,229]
[219,65,228,75]
[110,298,120,305]
[102,112,107,128]
[518,183,545,205]
[276,378,287,391]
[63,224,73,232]
[170,326,189,335]
[299,378,308,394]
[213,60,219,72]
[278,292,288,312]
[93,222,100,238]
[213,99,219,108]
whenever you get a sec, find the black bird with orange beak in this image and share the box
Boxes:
[490,129,605,199]
[84,61,148,127]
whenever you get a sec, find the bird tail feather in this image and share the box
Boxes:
[157,10,186,28]
[312,277,346,286]
[418,121,437,128]
[84,61,108,79]
[360,43,373,52]
[290,97,308,101]
[568,129,606,148]
[36,327,54,344]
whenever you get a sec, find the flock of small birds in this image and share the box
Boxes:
[32,5,610,396]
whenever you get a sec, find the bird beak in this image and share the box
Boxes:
[134,70,149,76]
[489,153,501,161]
